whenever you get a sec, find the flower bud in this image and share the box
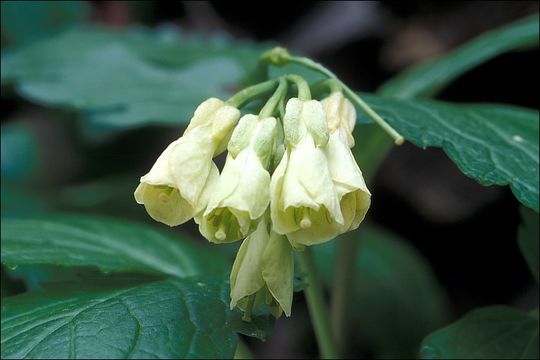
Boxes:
[134,98,240,226]
[196,115,277,243]
[321,91,356,147]
[230,218,294,317]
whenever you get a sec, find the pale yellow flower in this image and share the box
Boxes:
[134,98,240,226]
[196,115,277,243]
[271,96,371,247]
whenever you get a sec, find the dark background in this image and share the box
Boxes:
[2,1,539,358]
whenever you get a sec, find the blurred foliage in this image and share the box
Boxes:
[518,206,540,283]
[420,306,539,359]
[314,226,449,358]
[1,1,89,47]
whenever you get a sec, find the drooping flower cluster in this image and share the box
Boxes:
[135,83,371,319]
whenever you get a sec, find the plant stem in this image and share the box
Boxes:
[330,236,360,354]
[233,338,254,359]
[260,47,404,145]
[285,74,311,100]
[259,77,288,118]
[298,247,339,359]
[226,79,278,108]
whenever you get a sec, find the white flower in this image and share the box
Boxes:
[134,98,240,226]
[196,115,277,243]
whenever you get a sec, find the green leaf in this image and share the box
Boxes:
[1,184,51,219]
[1,27,263,132]
[518,206,540,282]
[1,122,40,182]
[313,226,449,358]
[358,95,539,212]
[1,277,239,359]
[379,14,539,99]
[421,306,539,359]
[0,215,229,278]
[1,1,89,47]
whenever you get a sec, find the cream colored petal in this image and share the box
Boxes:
[139,140,178,187]
[324,131,370,199]
[185,98,225,134]
[270,150,298,235]
[194,162,220,216]
[302,100,328,147]
[293,136,343,225]
[133,183,194,226]
[285,207,343,247]
[228,114,259,157]
[283,98,306,146]
[195,207,245,244]
[218,150,271,220]
[341,189,371,231]
[168,125,216,207]
[230,220,268,309]
[262,231,294,317]
[211,105,241,154]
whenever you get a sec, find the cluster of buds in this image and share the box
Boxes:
[135,76,371,319]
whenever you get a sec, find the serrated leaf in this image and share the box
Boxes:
[1,277,239,359]
[313,226,449,358]
[379,14,539,99]
[518,206,540,282]
[1,27,263,132]
[358,95,539,212]
[420,306,539,359]
[0,215,229,278]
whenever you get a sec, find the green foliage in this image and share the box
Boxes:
[1,27,264,132]
[379,14,539,99]
[1,277,238,359]
[518,206,540,282]
[1,1,89,47]
[359,96,539,212]
[1,215,229,278]
[421,306,539,359]
[313,226,449,358]
[1,122,40,181]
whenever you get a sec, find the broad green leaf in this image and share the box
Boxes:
[358,95,539,212]
[313,226,449,358]
[518,206,540,282]
[1,277,239,359]
[1,184,51,219]
[1,1,89,47]
[379,14,539,99]
[420,306,539,359]
[0,215,229,278]
[1,27,263,131]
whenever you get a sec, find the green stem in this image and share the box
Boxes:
[226,79,278,108]
[298,248,340,359]
[284,74,311,100]
[330,236,360,354]
[233,338,254,359]
[259,77,288,118]
[261,47,404,145]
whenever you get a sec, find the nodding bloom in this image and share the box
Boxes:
[270,96,370,248]
[230,216,294,318]
[134,98,240,226]
[322,91,371,236]
[196,114,278,243]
